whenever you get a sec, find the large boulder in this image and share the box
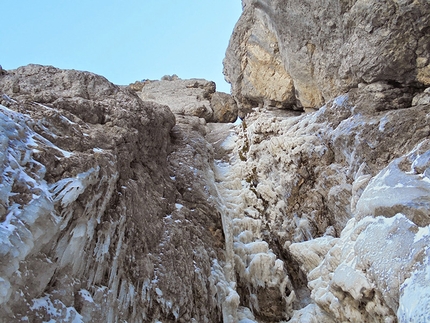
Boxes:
[210,91,239,122]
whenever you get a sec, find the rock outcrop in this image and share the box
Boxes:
[219,0,430,321]
[1,0,430,322]
[132,77,238,123]
[0,65,228,322]
[222,94,430,321]
[224,0,430,112]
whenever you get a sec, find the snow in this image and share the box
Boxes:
[379,115,389,132]
[155,288,163,296]
[221,133,237,150]
[356,151,430,220]
[78,289,94,303]
[0,277,11,304]
[398,249,430,322]
[2,94,18,103]
[414,226,430,243]
[0,106,61,305]
[31,294,84,322]
[333,94,348,106]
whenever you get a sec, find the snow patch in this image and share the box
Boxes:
[31,294,84,322]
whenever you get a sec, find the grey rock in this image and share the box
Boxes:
[412,87,430,106]
[0,65,226,322]
[210,92,238,123]
[224,0,430,111]
[136,77,216,121]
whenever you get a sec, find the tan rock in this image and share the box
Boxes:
[223,5,296,114]
[137,77,215,121]
[210,91,238,123]
[225,0,430,110]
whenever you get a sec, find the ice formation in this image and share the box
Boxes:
[1,48,430,321]
[206,94,430,322]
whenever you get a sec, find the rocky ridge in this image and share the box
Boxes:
[0,0,430,322]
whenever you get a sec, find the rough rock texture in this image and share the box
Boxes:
[224,0,430,112]
[221,2,430,318]
[223,4,296,114]
[210,92,239,123]
[217,93,430,321]
[132,77,238,123]
[1,0,430,321]
[136,77,215,121]
[0,65,228,322]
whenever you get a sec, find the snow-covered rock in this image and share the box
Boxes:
[1,0,430,319]
[0,65,228,322]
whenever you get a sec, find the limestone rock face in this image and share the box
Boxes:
[136,77,216,121]
[0,65,227,322]
[224,0,430,111]
[1,0,430,318]
[223,4,296,113]
[132,77,238,123]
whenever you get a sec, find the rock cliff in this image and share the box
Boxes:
[224,0,430,113]
[1,0,430,322]
[0,65,231,322]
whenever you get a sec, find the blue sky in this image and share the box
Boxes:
[1,1,242,93]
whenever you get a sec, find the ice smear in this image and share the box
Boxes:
[221,133,237,150]
[333,94,348,106]
[0,277,11,304]
[0,106,118,313]
[78,289,94,303]
[50,167,100,208]
[233,116,243,126]
[31,294,84,323]
[356,145,430,223]
[210,124,294,320]
[379,115,389,132]
[308,210,430,322]
[0,106,59,305]
[398,248,430,322]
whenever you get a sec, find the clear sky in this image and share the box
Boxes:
[1,1,242,93]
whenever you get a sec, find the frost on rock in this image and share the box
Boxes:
[398,248,430,322]
[300,141,430,322]
[0,104,118,320]
[218,93,430,322]
[210,123,295,321]
[30,294,84,323]
[356,140,430,226]
[1,61,430,323]
[0,105,58,306]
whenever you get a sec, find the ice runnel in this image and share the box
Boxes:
[210,122,294,322]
